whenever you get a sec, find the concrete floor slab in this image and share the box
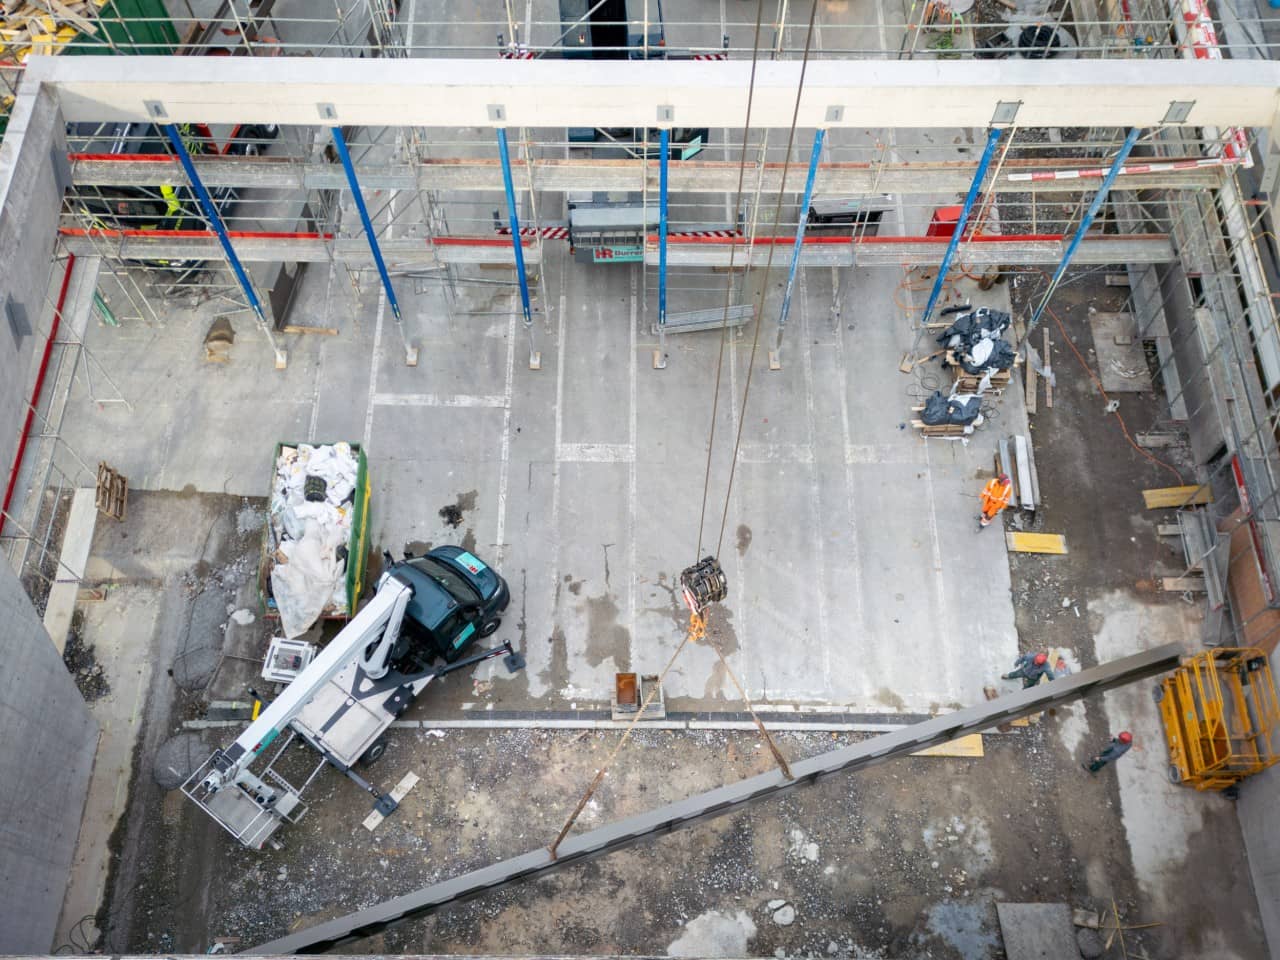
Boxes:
[53,583,158,951]
[60,244,1020,715]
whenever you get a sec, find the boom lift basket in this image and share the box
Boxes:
[1157,647,1280,792]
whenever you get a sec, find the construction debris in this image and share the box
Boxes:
[0,0,99,62]
[203,316,236,363]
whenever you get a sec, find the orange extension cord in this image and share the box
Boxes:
[1038,289,1185,487]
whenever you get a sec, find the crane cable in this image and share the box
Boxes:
[692,0,824,784]
[695,0,768,563]
[713,0,821,561]
[549,2,828,857]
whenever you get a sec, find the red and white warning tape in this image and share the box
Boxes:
[1177,0,1252,167]
[497,225,570,239]
[669,228,743,238]
[1007,155,1243,183]
[691,51,728,60]
[500,47,534,59]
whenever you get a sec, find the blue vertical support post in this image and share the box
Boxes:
[772,128,826,368]
[331,126,417,365]
[497,128,540,369]
[161,123,285,368]
[655,127,670,369]
[918,126,1005,333]
[1027,127,1142,338]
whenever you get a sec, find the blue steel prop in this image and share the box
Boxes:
[331,126,402,323]
[658,127,670,332]
[776,128,826,341]
[161,124,268,329]
[1028,127,1142,336]
[919,126,1005,328]
[496,128,533,327]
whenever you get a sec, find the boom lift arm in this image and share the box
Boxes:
[201,575,412,793]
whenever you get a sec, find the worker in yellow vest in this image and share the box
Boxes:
[978,473,1013,529]
[159,182,182,225]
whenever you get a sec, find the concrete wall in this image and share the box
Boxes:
[0,560,97,953]
[1156,260,1226,466]
[0,76,96,954]
[1239,684,1280,960]
[0,80,67,487]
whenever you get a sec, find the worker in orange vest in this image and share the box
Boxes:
[979,473,1013,529]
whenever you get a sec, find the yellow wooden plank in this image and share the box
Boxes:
[1005,532,1068,554]
[1143,484,1213,509]
[910,734,984,758]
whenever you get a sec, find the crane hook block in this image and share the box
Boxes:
[680,556,728,612]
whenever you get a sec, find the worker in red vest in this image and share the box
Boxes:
[979,473,1013,529]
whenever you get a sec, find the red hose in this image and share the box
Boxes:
[0,253,76,538]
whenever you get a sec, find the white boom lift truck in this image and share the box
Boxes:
[184,545,524,849]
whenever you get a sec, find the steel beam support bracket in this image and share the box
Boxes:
[655,127,670,370]
[772,128,827,371]
[252,642,1182,955]
[330,126,417,366]
[497,127,540,370]
[160,123,286,369]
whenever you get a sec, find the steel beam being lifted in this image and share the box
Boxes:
[67,155,1230,195]
[30,56,1280,129]
[250,643,1182,955]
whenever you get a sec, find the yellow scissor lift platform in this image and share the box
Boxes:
[1157,647,1280,793]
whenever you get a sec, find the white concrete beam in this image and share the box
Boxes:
[27,55,1280,130]
[68,155,1227,194]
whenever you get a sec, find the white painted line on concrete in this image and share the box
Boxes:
[799,269,832,697]
[845,443,929,465]
[832,286,867,653]
[371,392,508,408]
[903,283,954,693]
[362,287,387,451]
[307,337,325,442]
[494,303,517,566]
[737,441,814,464]
[726,316,751,697]
[556,442,634,463]
[550,259,567,659]
[628,264,639,674]
[400,719,908,733]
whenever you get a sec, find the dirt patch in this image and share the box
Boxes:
[63,611,111,701]
[439,490,479,529]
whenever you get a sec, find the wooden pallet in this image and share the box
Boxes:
[909,418,969,438]
[95,461,127,521]
[944,349,1019,393]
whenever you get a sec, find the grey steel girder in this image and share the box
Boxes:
[57,234,1170,267]
[653,235,1176,268]
[248,643,1181,955]
[57,235,539,267]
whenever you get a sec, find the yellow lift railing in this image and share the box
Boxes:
[1157,647,1280,793]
